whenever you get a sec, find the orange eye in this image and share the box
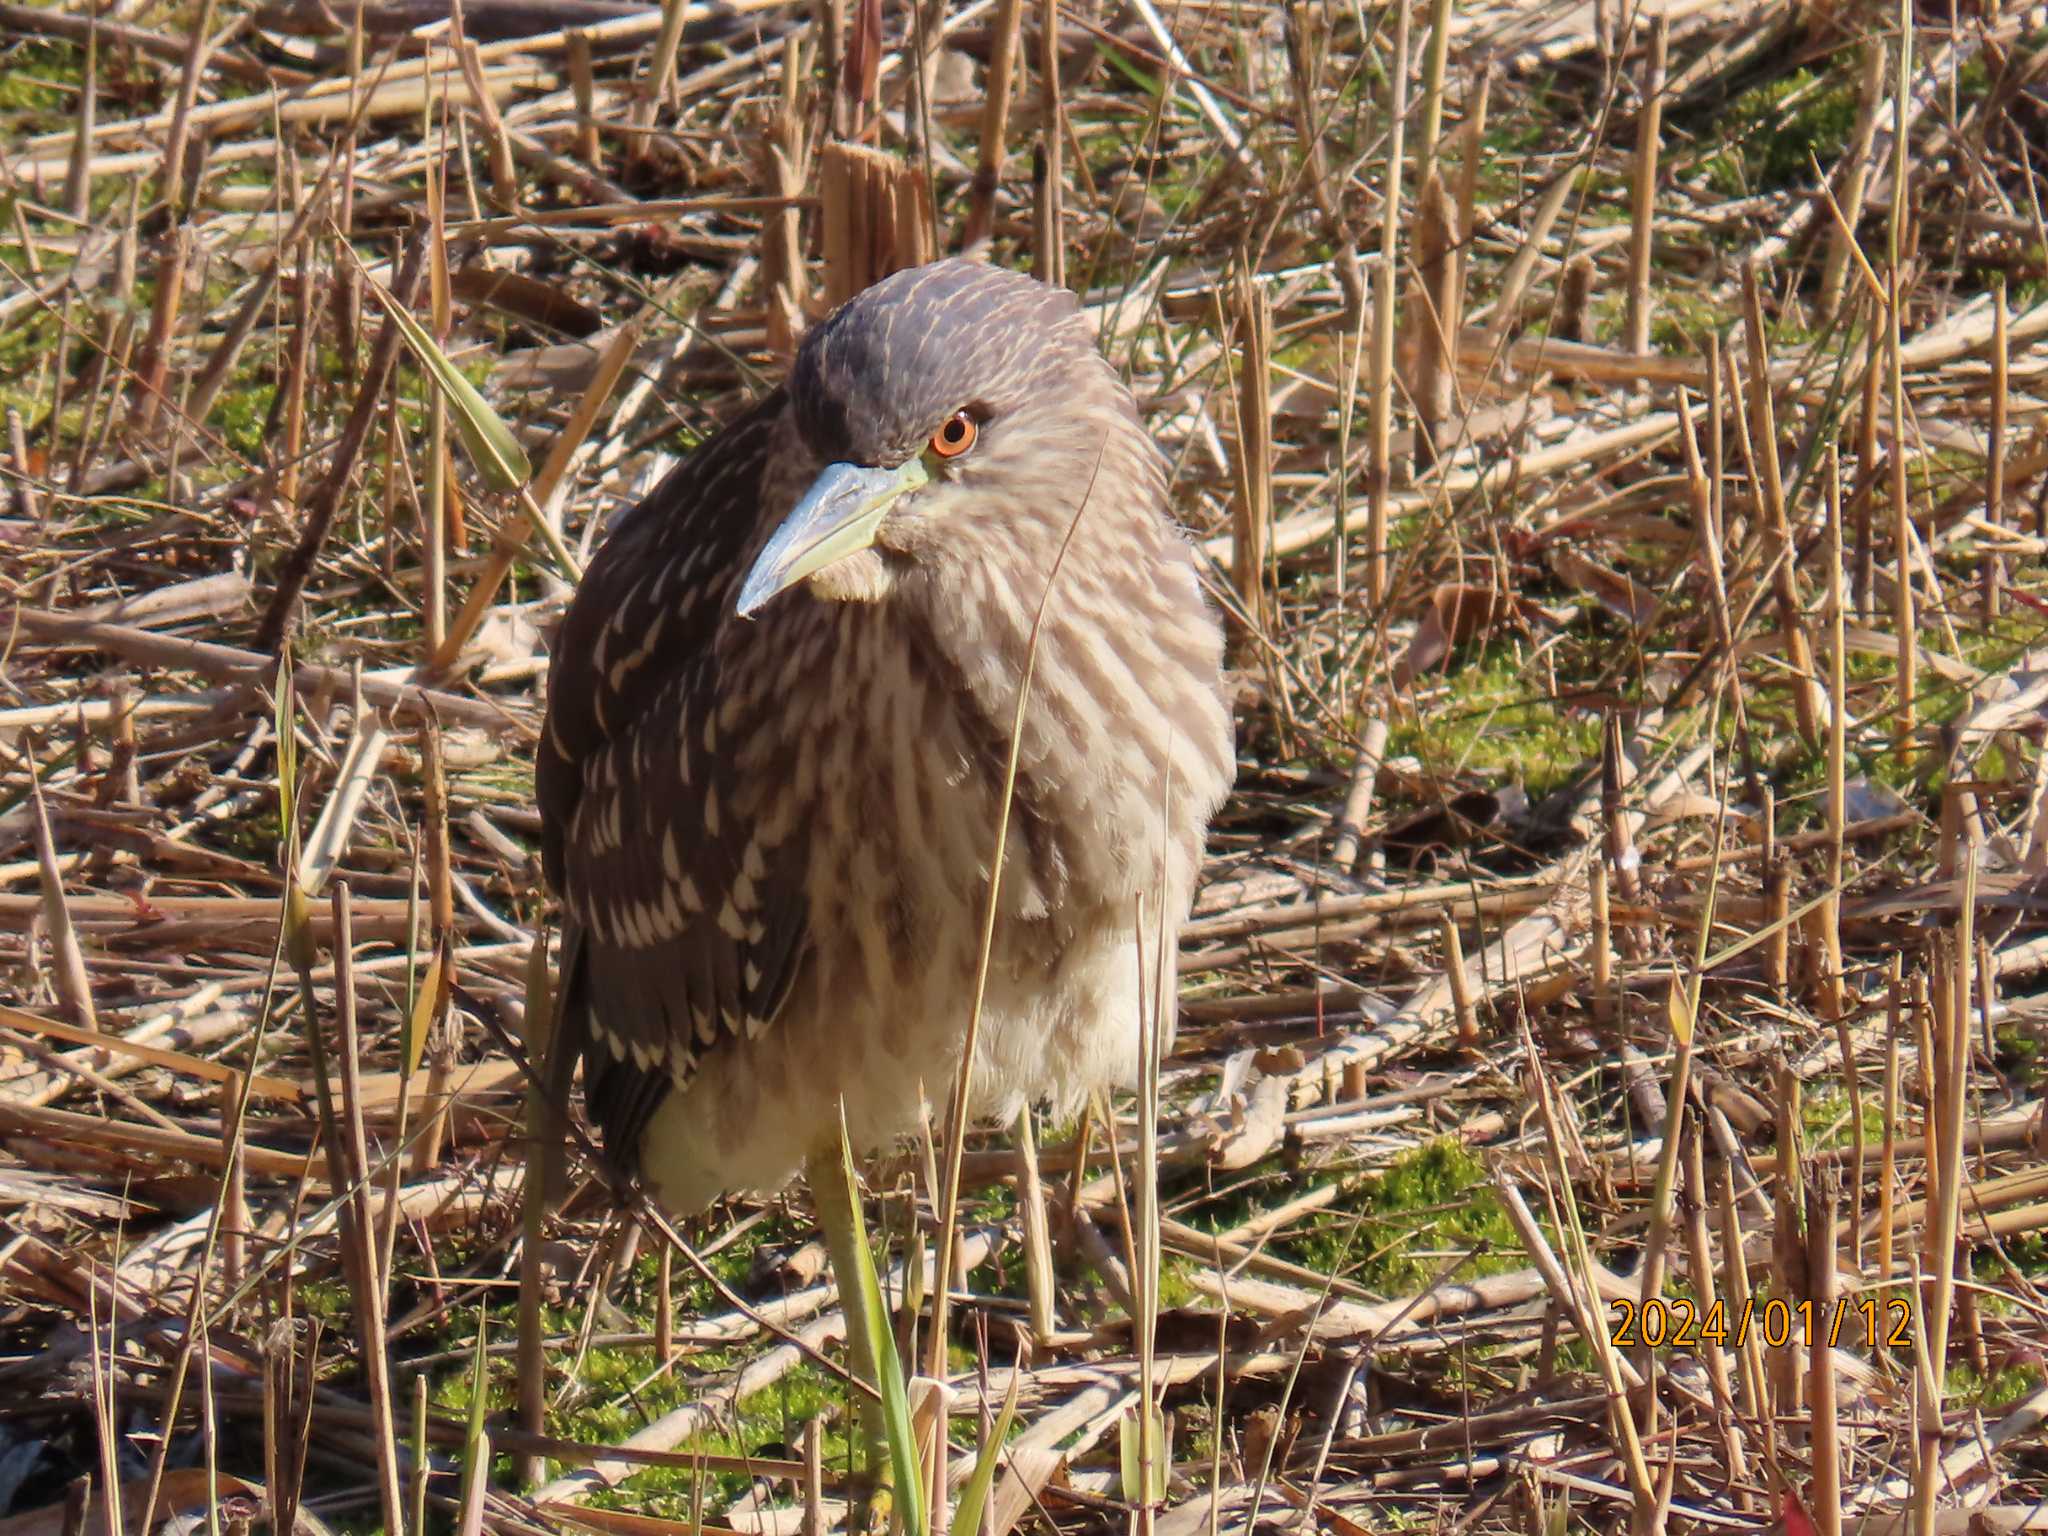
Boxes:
[930,411,977,459]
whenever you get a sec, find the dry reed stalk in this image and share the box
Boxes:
[1886,4,1916,757]
[761,38,808,358]
[802,1415,824,1536]
[1990,275,2009,535]
[156,0,216,218]
[516,930,555,1488]
[1590,855,1612,1024]
[1738,263,1822,746]
[459,39,519,208]
[1230,269,1273,657]
[1820,37,1888,318]
[1409,172,1453,476]
[1413,0,1453,189]
[6,408,37,524]
[1681,1130,1749,1504]
[28,768,97,1032]
[1636,867,1713,1438]
[817,0,846,140]
[1015,1108,1056,1345]
[1675,383,1736,698]
[1823,446,1849,988]
[1873,955,1903,1279]
[1715,1152,1777,1487]
[326,881,406,1536]
[1916,872,1972,1535]
[62,12,94,221]
[1364,0,1412,606]
[219,1076,248,1292]
[629,0,694,163]
[254,232,426,653]
[1328,714,1388,873]
[1439,913,1476,1050]
[1557,253,1593,343]
[1484,167,1576,343]
[1821,462,1868,1264]
[279,237,316,510]
[1623,15,1666,357]
[134,226,192,436]
[962,0,1024,248]
[1807,1173,1841,1536]
[567,30,600,166]
[1450,65,1488,345]
[1599,715,1645,958]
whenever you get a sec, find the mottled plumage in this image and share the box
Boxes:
[539,258,1234,1214]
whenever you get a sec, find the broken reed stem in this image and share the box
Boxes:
[567,29,600,166]
[1364,0,1412,607]
[1440,912,1477,1050]
[1623,15,1666,357]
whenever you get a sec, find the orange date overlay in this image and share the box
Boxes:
[1608,1297,1913,1351]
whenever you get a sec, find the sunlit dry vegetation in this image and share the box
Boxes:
[2,1,2048,1533]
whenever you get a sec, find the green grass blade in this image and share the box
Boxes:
[951,1362,1020,1536]
[837,1109,927,1536]
[360,263,532,494]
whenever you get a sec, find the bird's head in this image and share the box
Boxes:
[734,258,1142,617]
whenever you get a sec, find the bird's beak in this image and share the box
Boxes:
[735,459,929,618]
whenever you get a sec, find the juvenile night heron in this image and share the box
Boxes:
[538,257,1234,1459]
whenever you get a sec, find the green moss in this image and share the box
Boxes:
[1698,68,1860,197]
[1949,1360,2045,1411]
[0,40,83,117]
[1292,1141,1524,1296]
[1387,642,1602,797]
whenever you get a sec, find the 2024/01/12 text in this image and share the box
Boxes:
[1608,1296,1913,1350]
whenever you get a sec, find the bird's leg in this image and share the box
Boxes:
[806,1144,895,1525]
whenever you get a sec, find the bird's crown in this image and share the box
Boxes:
[789,258,1097,467]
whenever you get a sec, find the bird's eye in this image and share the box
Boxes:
[929,412,977,460]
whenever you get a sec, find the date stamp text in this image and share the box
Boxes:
[1608,1297,1913,1351]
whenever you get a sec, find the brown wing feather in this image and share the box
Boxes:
[538,390,810,1166]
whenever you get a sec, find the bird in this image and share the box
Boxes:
[536,256,1235,1472]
